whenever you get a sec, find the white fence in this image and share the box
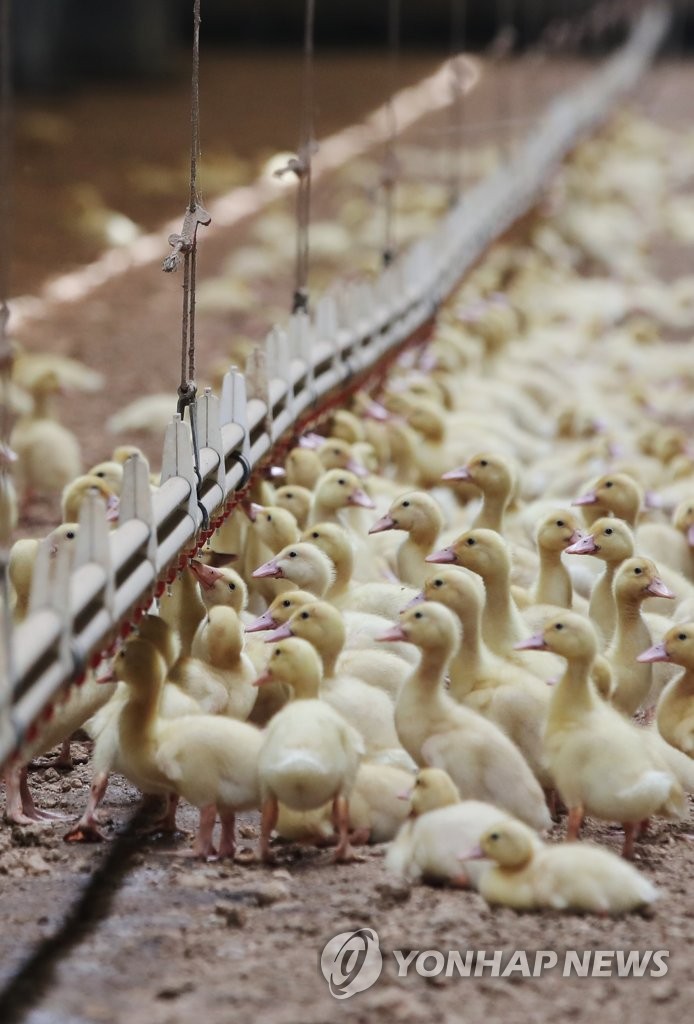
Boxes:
[1,5,669,768]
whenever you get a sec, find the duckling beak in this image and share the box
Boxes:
[245,611,279,633]
[363,399,390,422]
[644,490,664,510]
[687,524,694,547]
[572,490,599,507]
[347,458,369,479]
[397,788,413,801]
[514,632,548,651]
[402,592,426,610]
[458,844,485,861]
[253,558,284,579]
[565,534,598,555]
[441,466,472,482]
[190,560,223,589]
[646,577,675,599]
[299,432,324,449]
[243,501,263,522]
[95,667,117,684]
[267,465,286,479]
[637,641,670,663]
[347,488,376,510]
[566,529,583,546]
[426,547,457,564]
[369,512,397,534]
[264,624,294,642]
[377,624,409,643]
[252,669,274,687]
[105,494,120,522]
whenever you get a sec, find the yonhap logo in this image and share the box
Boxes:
[320,928,383,999]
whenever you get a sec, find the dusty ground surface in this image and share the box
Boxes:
[3,51,694,1024]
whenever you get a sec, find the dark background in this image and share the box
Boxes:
[11,1,692,91]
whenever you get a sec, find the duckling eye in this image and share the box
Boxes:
[555,520,564,528]
[96,471,105,478]
[555,623,564,631]
[634,567,642,575]
[289,551,297,558]
[489,832,500,841]
[332,448,340,456]
[286,492,294,498]
[338,478,346,486]
[479,459,488,467]
[414,611,423,619]
[434,579,443,588]
[300,611,310,620]
[467,538,476,546]
[66,531,75,539]
[402,500,410,508]
[266,515,272,522]
[605,481,614,488]
[228,582,236,590]
[688,508,693,515]
[311,531,319,539]
[678,633,687,641]
[604,528,613,536]
[282,600,291,608]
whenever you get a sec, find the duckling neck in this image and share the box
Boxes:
[289,675,322,701]
[121,677,163,738]
[449,609,492,696]
[316,636,342,676]
[416,647,452,689]
[473,492,508,533]
[673,668,694,697]
[481,571,526,653]
[326,549,353,600]
[548,657,599,723]
[588,563,618,643]
[535,549,572,608]
[31,390,57,420]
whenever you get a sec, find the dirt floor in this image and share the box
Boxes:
[3,49,694,1024]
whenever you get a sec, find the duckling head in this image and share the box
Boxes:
[253,542,335,595]
[266,600,346,659]
[420,566,485,617]
[379,601,460,660]
[535,509,583,553]
[314,469,376,512]
[254,636,322,700]
[572,473,643,523]
[565,516,634,562]
[285,447,323,489]
[515,611,599,664]
[250,504,299,548]
[426,528,509,581]
[274,485,313,528]
[301,521,353,569]
[114,636,167,691]
[638,623,694,668]
[61,474,120,523]
[245,589,316,633]
[406,768,460,817]
[190,560,247,612]
[86,460,124,494]
[614,557,674,605]
[196,606,244,666]
[442,452,516,500]
[137,613,180,668]
[330,408,366,444]
[369,491,443,537]
[318,437,369,478]
[463,819,537,868]
[673,498,694,547]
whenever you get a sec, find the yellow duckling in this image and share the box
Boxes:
[309,468,376,526]
[385,768,520,888]
[8,522,78,622]
[517,613,685,858]
[380,602,551,830]
[572,472,643,529]
[528,509,585,609]
[463,818,657,914]
[255,637,364,862]
[274,485,313,530]
[116,637,263,859]
[607,557,674,716]
[267,601,413,766]
[442,451,518,534]
[369,491,445,588]
[640,625,694,757]
[252,541,335,597]
[284,447,324,490]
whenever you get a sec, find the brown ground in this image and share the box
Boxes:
[2,53,694,1024]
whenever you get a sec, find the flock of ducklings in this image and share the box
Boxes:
[5,111,694,919]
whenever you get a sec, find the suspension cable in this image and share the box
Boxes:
[382,0,401,267]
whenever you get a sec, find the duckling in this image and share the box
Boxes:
[8,522,78,621]
[255,637,364,862]
[638,497,694,579]
[317,436,369,477]
[517,613,685,857]
[640,626,694,756]
[310,468,375,525]
[243,502,299,609]
[442,452,517,533]
[565,517,635,645]
[573,472,643,529]
[385,768,518,888]
[61,474,120,524]
[273,485,313,530]
[11,369,82,511]
[253,541,335,597]
[369,491,445,588]
[607,557,675,716]
[284,447,324,490]
[417,569,552,786]
[114,637,263,859]
[267,601,413,767]
[527,509,585,609]
[380,602,551,830]
[85,460,124,494]
[179,606,257,720]
[463,819,657,914]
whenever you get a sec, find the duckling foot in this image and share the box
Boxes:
[332,842,366,864]
[566,805,584,841]
[332,796,365,863]
[260,796,279,864]
[621,822,638,860]
[64,821,106,843]
[5,767,69,824]
[349,827,371,845]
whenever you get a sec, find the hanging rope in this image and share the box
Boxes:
[274,0,317,314]
[382,0,401,267]
[162,0,210,521]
